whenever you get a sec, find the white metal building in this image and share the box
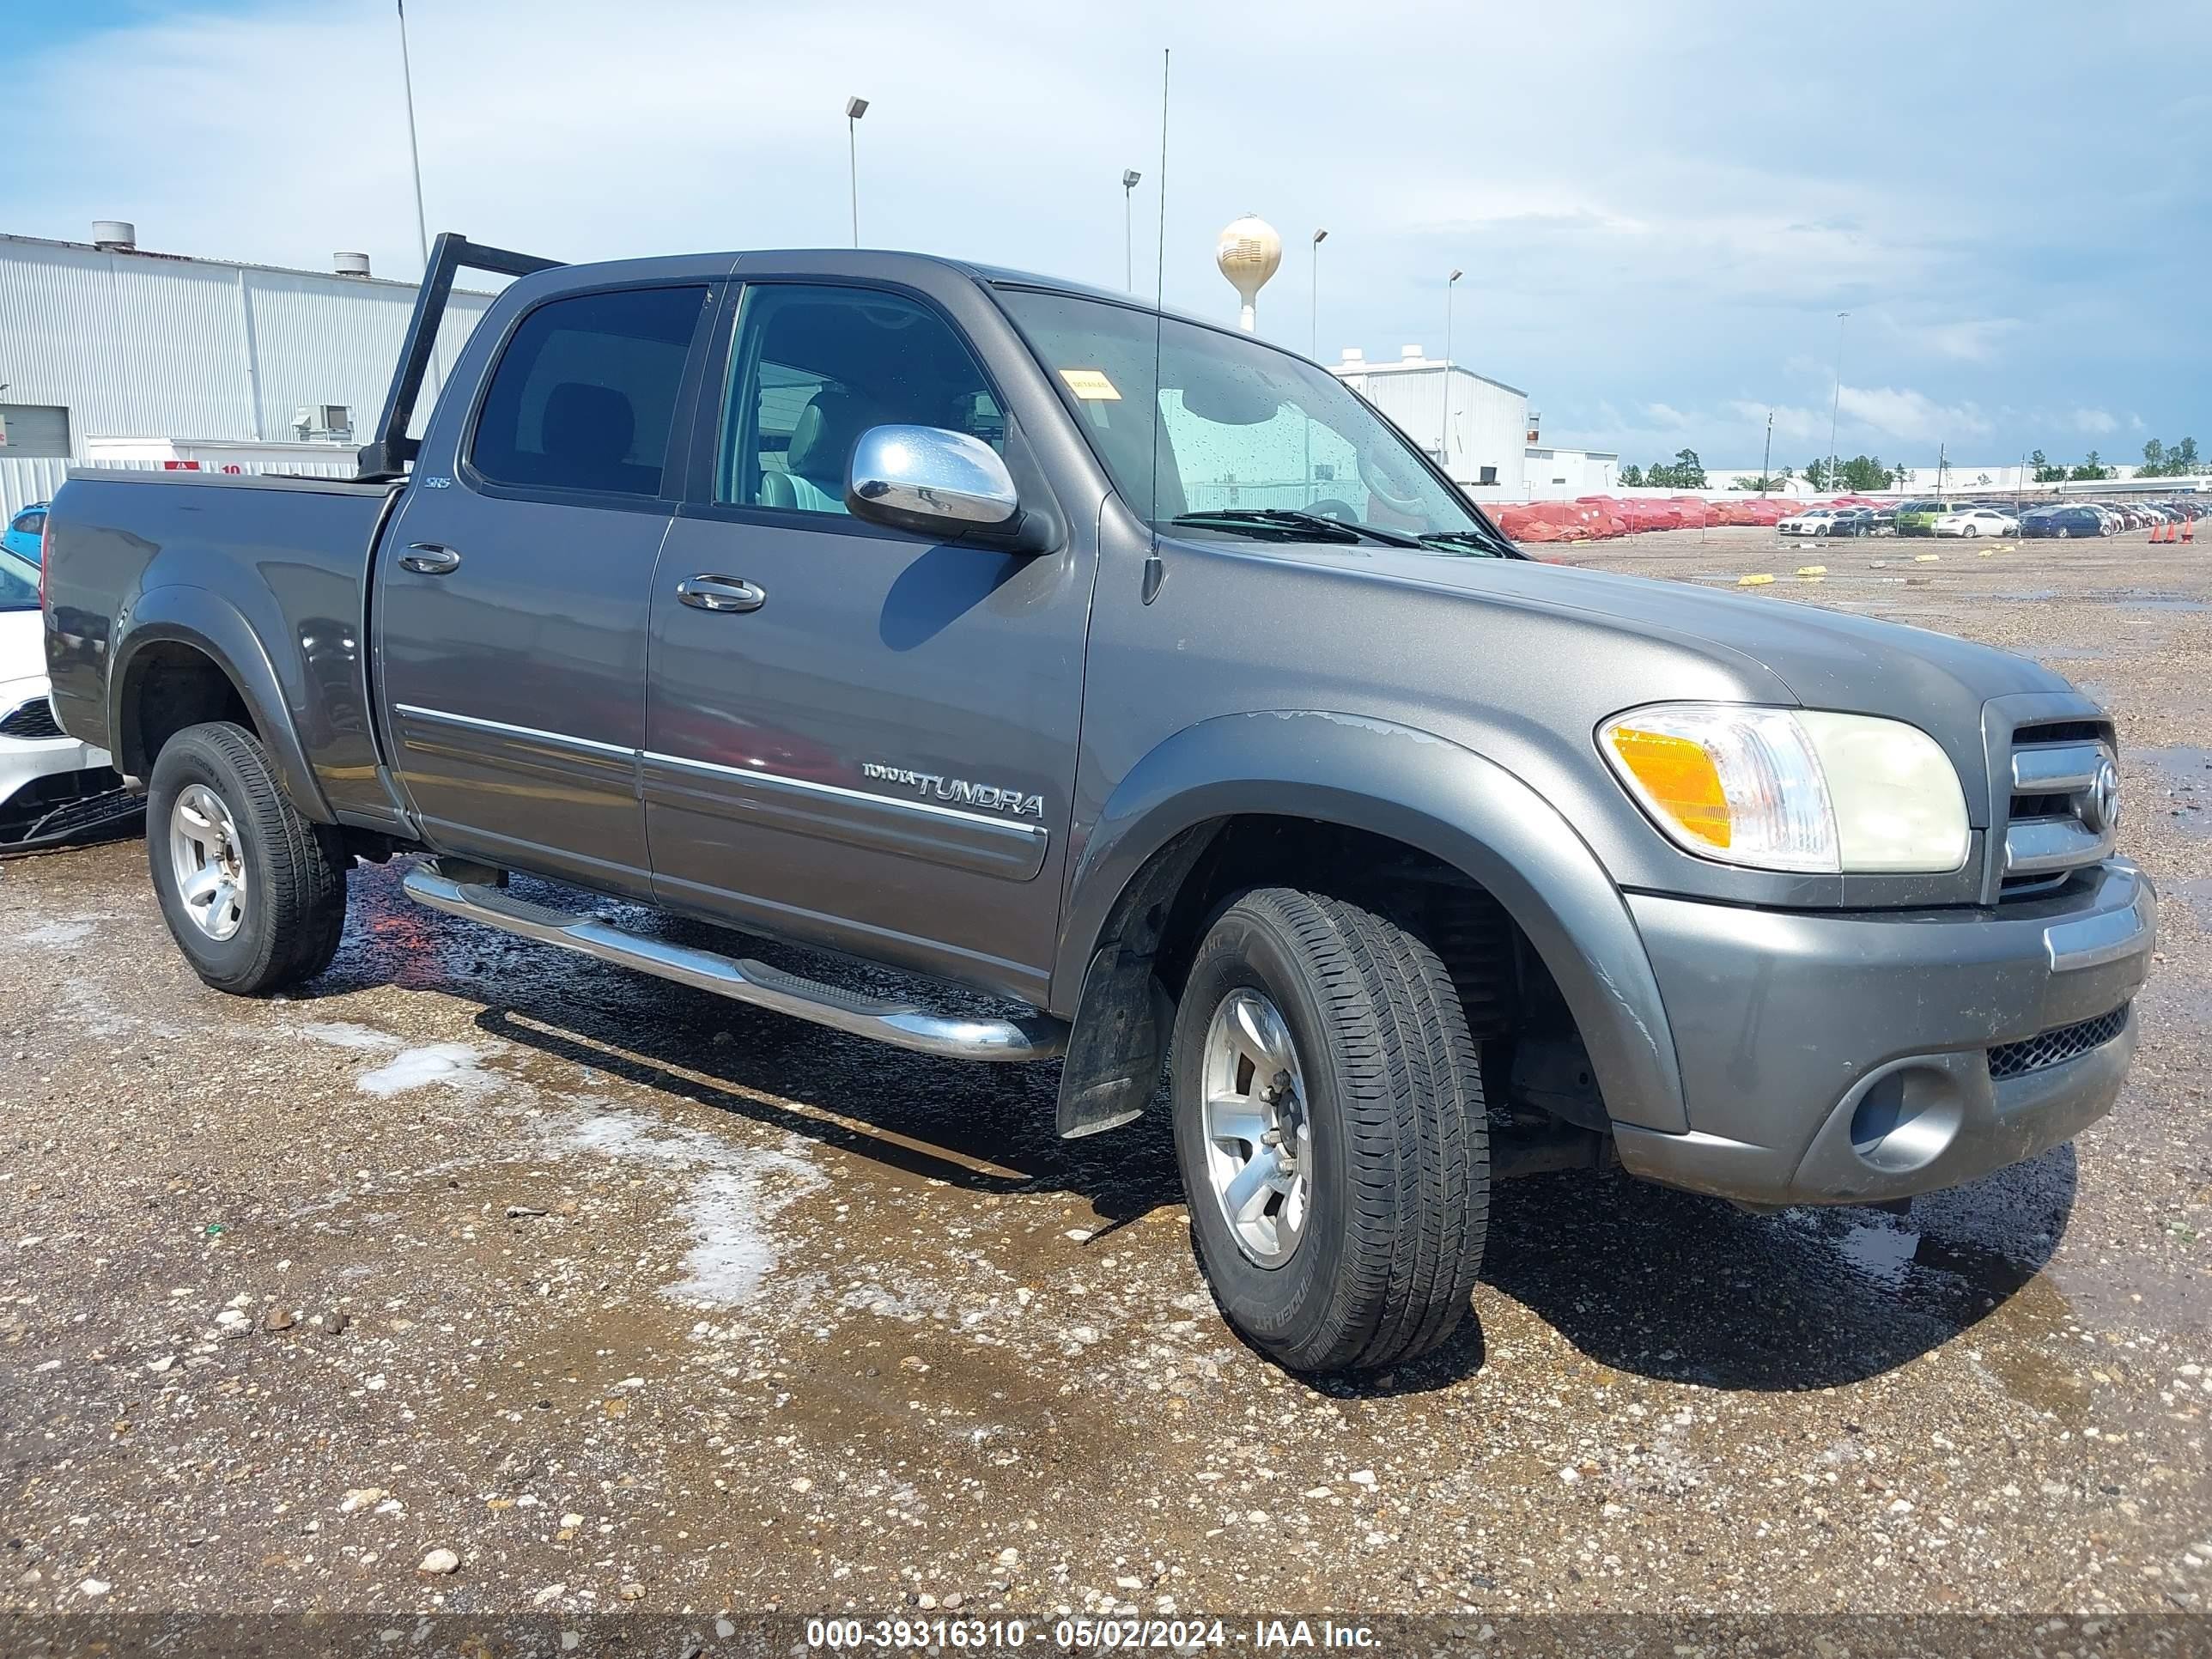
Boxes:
[0,222,492,512]
[1331,346,1529,493]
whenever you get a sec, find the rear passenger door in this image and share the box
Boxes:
[380,282,714,896]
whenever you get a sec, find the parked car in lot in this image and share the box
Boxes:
[1826,507,1880,537]
[1,542,137,849]
[1932,507,2019,538]
[1777,507,1838,536]
[2021,507,2107,539]
[41,234,2158,1372]
[3,504,48,564]
[1893,499,1968,536]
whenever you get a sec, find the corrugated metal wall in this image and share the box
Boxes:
[0,235,495,456]
[0,457,357,518]
[1337,363,1528,494]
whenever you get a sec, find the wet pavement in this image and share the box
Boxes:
[1,526,2208,1625]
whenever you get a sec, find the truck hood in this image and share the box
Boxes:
[1259,544,2075,717]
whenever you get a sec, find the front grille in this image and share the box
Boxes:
[1987,1005,2130,1080]
[0,697,64,741]
[1999,720,2118,898]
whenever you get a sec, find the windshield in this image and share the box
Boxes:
[995,288,1504,551]
[0,549,38,611]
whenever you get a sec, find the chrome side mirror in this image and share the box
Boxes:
[847,425,1019,538]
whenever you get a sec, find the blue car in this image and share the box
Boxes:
[3,503,47,565]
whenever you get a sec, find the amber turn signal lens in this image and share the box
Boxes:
[1606,727,1731,849]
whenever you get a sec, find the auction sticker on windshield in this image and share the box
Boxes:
[1059,368,1122,400]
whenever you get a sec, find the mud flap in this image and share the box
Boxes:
[1054,943,1173,1138]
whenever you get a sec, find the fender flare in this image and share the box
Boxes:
[109,584,336,823]
[1054,710,1686,1133]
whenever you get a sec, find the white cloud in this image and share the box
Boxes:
[2071,407,2118,434]
[7,0,2194,470]
[1838,385,1993,443]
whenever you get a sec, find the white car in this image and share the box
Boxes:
[1930,507,2018,538]
[0,544,137,850]
[1778,508,1838,536]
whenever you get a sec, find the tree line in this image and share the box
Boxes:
[1619,449,1708,489]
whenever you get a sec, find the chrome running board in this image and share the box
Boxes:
[400,866,1067,1062]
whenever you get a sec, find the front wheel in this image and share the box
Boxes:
[1170,887,1489,1372]
[1964,525,1978,538]
[147,721,349,995]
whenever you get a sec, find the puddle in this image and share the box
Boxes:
[2116,596,2211,613]
[2171,878,2212,927]
[2132,744,2212,835]
[1994,589,2060,603]
[1832,1213,1920,1286]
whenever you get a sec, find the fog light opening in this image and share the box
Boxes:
[1848,1066,1963,1174]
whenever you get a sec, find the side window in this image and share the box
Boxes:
[715,285,1000,514]
[18,510,45,535]
[471,285,705,499]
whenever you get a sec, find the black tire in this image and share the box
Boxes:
[1170,887,1489,1372]
[146,721,349,995]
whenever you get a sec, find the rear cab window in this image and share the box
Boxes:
[469,285,708,499]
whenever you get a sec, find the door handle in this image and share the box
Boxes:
[677,574,767,613]
[400,543,462,575]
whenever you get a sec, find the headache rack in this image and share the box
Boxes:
[355,231,565,483]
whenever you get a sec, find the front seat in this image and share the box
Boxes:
[540,382,658,496]
[762,388,881,513]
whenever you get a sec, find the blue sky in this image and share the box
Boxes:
[4,0,2203,470]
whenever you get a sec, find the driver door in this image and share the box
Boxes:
[641,280,1092,999]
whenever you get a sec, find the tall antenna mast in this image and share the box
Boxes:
[1143,47,1170,605]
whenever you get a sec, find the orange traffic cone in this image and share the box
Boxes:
[2153,519,2169,544]
[2185,515,2197,545]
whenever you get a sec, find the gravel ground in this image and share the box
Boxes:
[1,525,2207,1631]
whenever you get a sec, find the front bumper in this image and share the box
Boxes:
[1612,859,2155,1206]
[2,684,126,848]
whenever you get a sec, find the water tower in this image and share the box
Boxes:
[1215,215,1282,333]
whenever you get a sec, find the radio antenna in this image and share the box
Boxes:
[1142,46,1170,605]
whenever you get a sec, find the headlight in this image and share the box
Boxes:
[1599,703,1970,875]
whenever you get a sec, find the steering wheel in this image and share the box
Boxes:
[1357,457,1428,516]
[1307,497,1360,523]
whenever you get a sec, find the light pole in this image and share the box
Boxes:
[1441,269,1462,468]
[845,96,869,247]
[1309,228,1328,359]
[1121,170,1142,292]
[1826,309,1848,496]
[394,1,430,276]
[1760,410,1774,498]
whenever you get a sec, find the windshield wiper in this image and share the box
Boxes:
[1170,509,1426,549]
[1419,528,1518,559]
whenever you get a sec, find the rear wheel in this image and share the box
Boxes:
[1170,887,1489,1372]
[147,721,349,995]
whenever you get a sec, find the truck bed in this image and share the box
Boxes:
[44,466,402,827]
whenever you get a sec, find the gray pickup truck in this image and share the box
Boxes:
[44,235,2155,1371]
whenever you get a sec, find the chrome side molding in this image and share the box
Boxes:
[400,866,1067,1062]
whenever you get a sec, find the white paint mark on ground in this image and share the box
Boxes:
[14,920,94,948]
[356,1043,498,1098]
[554,1105,823,1309]
[300,1021,396,1052]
